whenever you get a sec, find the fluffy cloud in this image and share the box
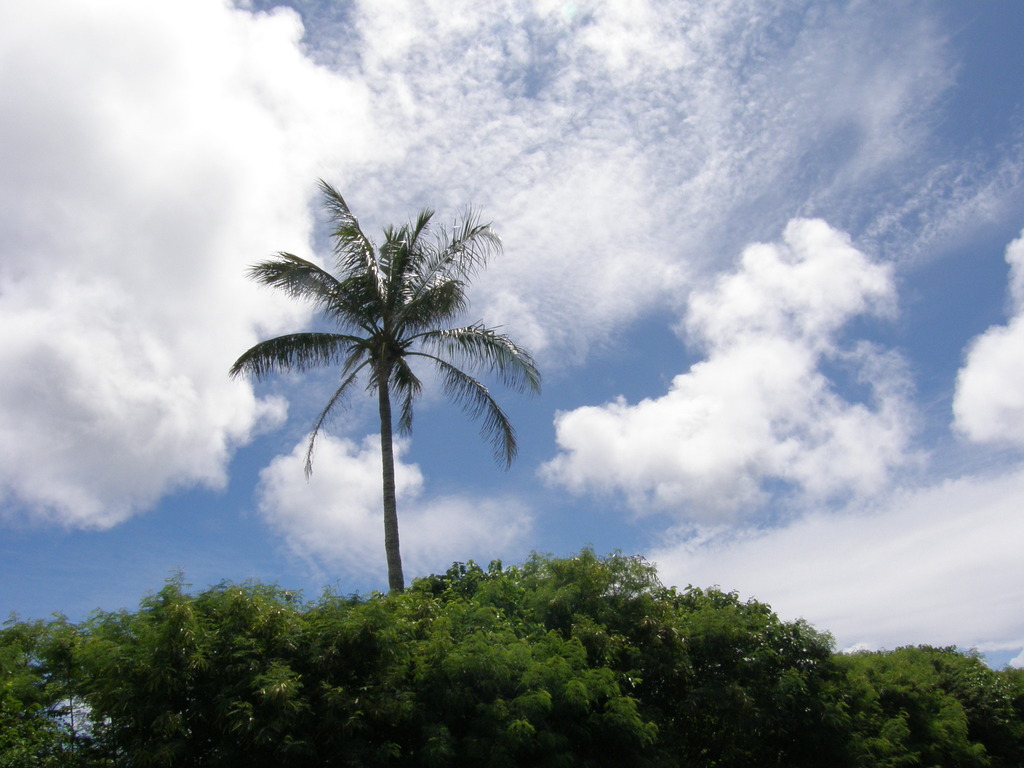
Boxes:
[649,467,1024,655]
[0,0,375,527]
[543,220,914,517]
[641,223,1024,658]
[953,230,1024,444]
[257,434,534,582]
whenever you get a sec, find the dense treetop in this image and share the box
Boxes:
[3,551,1022,767]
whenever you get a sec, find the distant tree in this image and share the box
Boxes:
[1,618,65,767]
[415,551,854,767]
[0,616,103,767]
[838,645,1024,767]
[80,577,310,767]
[932,648,1024,766]
[623,584,849,766]
[230,181,540,592]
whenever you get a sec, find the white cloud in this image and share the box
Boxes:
[953,230,1024,445]
[256,434,533,583]
[649,467,1024,654]
[314,1,966,362]
[0,0,379,527]
[683,220,896,348]
[0,0,1013,533]
[543,219,914,517]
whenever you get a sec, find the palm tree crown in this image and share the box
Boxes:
[230,180,540,592]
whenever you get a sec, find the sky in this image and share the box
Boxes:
[2,0,1024,667]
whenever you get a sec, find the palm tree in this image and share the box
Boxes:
[230,180,540,593]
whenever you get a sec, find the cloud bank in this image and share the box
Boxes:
[954,230,1024,445]
[646,224,1024,658]
[297,0,980,359]
[2,0,1020,557]
[650,466,1024,655]
[0,0,374,527]
[543,220,914,517]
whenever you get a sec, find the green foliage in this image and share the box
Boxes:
[80,577,309,767]
[839,645,1024,767]
[3,552,1023,767]
[656,586,850,766]
[412,550,850,766]
[0,616,107,767]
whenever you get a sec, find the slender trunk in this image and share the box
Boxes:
[378,376,405,593]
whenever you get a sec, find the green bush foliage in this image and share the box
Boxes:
[2,551,1021,766]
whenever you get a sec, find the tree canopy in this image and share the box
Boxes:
[3,551,1022,767]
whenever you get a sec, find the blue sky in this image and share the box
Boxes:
[2,0,1024,667]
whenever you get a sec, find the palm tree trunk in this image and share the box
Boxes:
[378,377,405,593]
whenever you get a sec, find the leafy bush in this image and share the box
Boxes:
[2,551,1021,767]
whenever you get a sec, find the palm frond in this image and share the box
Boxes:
[409,209,435,248]
[416,324,541,394]
[304,364,367,476]
[383,211,435,275]
[379,209,437,322]
[325,273,385,332]
[318,179,386,299]
[426,357,518,467]
[412,212,501,295]
[390,356,423,435]
[229,333,360,381]
[380,227,412,317]
[434,212,502,278]
[396,279,469,335]
[246,253,341,310]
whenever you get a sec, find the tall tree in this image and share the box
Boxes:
[231,181,540,593]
